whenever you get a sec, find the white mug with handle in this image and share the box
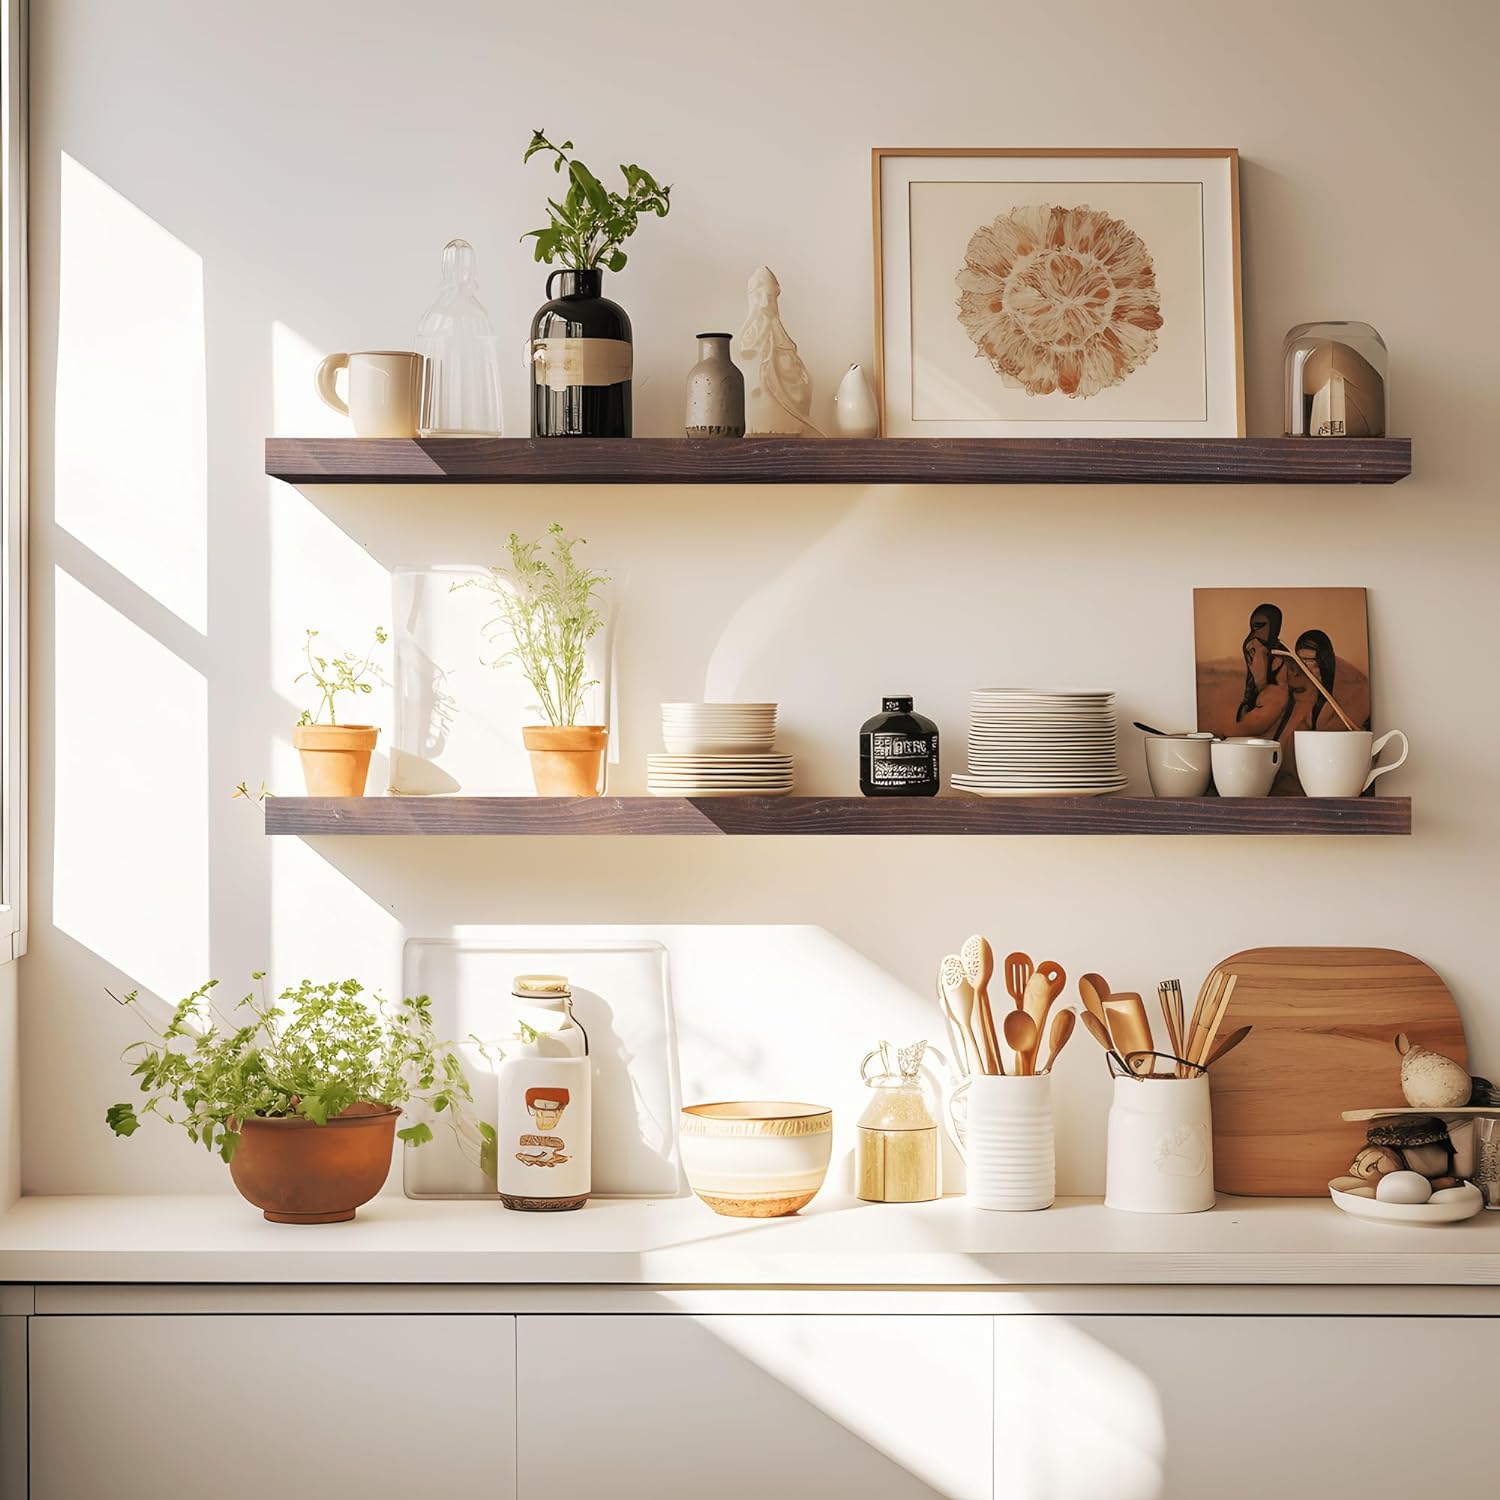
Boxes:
[1294,729,1409,797]
[315,350,424,438]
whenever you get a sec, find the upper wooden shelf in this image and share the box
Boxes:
[263,795,1411,837]
[265,436,1411,486]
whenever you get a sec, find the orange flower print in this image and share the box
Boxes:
[956,204,1163,398]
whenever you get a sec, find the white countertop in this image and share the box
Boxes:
[0,1192,1495,1286]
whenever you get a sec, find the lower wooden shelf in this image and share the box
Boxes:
[263,794,1411,837]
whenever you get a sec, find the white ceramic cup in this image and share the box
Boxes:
[1210,737,1281,797]
[1144,734,1214,797]
[1105,1073,1214,1214]
[950,1075,1054,1211]
[1294,729,1409,797]
[315,350,425,437]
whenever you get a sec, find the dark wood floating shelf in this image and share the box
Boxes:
[265,436,1411,486]
[264,795,1411,837]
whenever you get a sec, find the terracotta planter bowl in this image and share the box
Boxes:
[293,723,378,797]
[227,1102,397,1223]
[522,724,607,797]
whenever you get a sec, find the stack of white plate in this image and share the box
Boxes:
[660,702,777,755]
[650,703,794,797]
[952,689,1126,798]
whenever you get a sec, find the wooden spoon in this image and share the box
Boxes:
[961,935,1002,1083]
[1204,1024,1253,1070]
[1194,973,1238,1067]
[1103,992,1153,1073]
[1078,973,1111,1029]
[1003,952,1033,1011]
[1078,1009,1127,1071]
[1041,1007,1077,1074]
[941,955,992,1075]
[1003,1008,1039,1076]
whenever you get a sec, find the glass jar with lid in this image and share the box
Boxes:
[856,1040,939,1203]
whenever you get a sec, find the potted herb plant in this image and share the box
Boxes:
[292,625,386,796]
[107,976,473,1223]
[458,523,610,796]
[523,129,671,437]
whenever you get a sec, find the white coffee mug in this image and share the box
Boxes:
[315,350,424,437]
[1144,734,1214,798]
[1294,728,1409,797]
[1210,737,1281,797]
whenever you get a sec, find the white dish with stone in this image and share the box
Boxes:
[1329,1182,1484,1225]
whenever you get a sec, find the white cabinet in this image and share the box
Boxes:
[993,1315,1495,1500]
[517,1314,993,1500]
[29,1314,515,1500]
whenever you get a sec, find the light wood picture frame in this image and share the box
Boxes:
[872,148,1244,438]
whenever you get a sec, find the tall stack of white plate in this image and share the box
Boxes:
[952,689,1126,798]
[648,703,794,797]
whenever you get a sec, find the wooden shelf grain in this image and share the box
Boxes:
[265,436,1411,486]
[263,795,1411,837]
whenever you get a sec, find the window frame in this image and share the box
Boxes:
[0,0,27,960]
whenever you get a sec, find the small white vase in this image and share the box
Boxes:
[954,1075,1054,1212]
[833,363,879,438]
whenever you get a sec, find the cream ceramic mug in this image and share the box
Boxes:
[315,350,424,437]
[1210,737,1281,797]
[1294,729,1409,797]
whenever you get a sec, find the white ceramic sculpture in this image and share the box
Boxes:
[833,363,879,438]
[734,267,822,436]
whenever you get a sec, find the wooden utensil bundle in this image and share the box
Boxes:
[1159,973,1244,1075]
[937,940,1072,1076]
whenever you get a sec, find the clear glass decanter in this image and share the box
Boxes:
[416,238,504,437]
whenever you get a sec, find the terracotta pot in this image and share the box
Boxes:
[293,723,378,796]
[522,724,607,797]
[227,1101,397,1223]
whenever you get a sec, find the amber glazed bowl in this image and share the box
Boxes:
[228,1102,398,1223]
[680,1101,833,1217]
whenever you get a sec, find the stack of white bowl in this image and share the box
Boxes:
[649,703,794,796]
[952,689,1126,798]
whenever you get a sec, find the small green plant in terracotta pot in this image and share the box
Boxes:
[457,525,610,796]
[292,626,386,796]
[107,976,473,1223]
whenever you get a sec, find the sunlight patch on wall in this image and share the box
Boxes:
[55,154,207,632]
[52,568,209,999]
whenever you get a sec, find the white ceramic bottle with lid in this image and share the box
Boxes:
[495,974,591,1212]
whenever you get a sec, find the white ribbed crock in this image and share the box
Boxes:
[961,1075,1055,1211]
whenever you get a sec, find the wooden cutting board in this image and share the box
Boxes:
[1207,948,1467,1197]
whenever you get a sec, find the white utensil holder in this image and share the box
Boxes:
[952,1075,1055,1212]
[1105,1072,1214,1213]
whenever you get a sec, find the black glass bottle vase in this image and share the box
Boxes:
[529,268,632,437]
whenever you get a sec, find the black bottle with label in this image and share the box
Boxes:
[529,268,632,437]
[860,696,940,797]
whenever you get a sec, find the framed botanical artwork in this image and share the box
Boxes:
[872,148,1244,437]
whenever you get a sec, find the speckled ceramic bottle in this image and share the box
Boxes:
[684,333,745,437]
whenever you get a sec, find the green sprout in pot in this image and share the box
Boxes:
[292,626,387,797]
[295,625,388,727]
[522,131,671,273]
[454,525,612,797]
[107,977,476,1221]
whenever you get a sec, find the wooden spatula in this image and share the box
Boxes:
[961,935,1002,1084]
[1079,1009,1125,1071]
[1103,991,1153,1073]
[1004,952,1033,1011]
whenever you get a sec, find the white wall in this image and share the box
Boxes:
[20,0,1500,1195]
